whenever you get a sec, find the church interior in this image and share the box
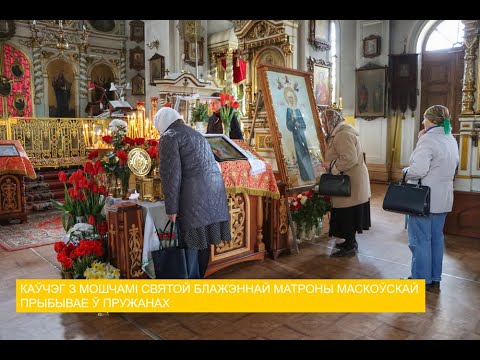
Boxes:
[0,19,479,340]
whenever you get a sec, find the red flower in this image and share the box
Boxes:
[88,215,96,225]
[87,149,99,160]
[233,101,239,109]
[97,221,108,236]
[84,161,94,175]
[116,150,128,165]
[102,135,113,144]
[135,137,145,146]
[147,139,158,147]
[54,241,65,253]
[58,171,68,183]
[324,195,331,202]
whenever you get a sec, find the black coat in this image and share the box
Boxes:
[206,112,244,140]
[159,120,230,231]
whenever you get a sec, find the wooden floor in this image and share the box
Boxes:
[1,184,479,340]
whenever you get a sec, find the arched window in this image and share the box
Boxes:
[425,20,464,52]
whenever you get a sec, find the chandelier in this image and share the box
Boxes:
[23,20,89,53]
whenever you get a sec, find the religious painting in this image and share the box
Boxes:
[47,59,76,118]
[307,57,332,107]
[308,20,331,51]
[131,74,145,95]
[10,61,24,78]
[355,64,387,119]
[149,53,165,84]
[257,64,326,190]
[130,46,145,71]
[129,20,144,43]
[363,35,381,58]
[88,63,115,115]
[184,38,204,66]
[203,134,248,162]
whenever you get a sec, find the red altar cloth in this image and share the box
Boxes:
[0,140,37,180]
[219,140,279,199]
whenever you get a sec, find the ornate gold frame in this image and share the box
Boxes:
[257,64,326,190]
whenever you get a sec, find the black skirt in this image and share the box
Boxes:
[329,201,371,239]
[179,220,232,250]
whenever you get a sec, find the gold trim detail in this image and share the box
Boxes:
[127,147,152,177]
[0,176,18,211]
[214,193,249,259]
[461,135,469,171]
[128,224,144,278]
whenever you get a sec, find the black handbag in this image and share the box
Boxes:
[151,220,200,279]
[318,160,351,197]
[382,175,431,216]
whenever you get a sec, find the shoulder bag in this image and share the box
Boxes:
[382,174,430,216]
[318,159,351,197]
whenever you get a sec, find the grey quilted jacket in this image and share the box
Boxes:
[159,120,230,232]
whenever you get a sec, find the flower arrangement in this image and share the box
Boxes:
[219,93,240,137]
[288,191,332,237]
[52,161,108,232]
[54,239,105,279]
[84,261,120,279]
[99,119,131,198]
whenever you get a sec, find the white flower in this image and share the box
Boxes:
[300,195,308,205]
[109,119,128,134]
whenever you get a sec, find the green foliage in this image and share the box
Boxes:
[289,192,332,233]
[191,102,210,123]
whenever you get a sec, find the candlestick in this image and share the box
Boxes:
[339,97,343,109]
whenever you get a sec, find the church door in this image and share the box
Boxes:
[420,50,464,134]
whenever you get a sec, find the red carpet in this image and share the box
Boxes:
[0,210,65,251]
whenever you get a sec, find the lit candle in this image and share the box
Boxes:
[339,97,343,109]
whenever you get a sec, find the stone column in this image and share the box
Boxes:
[225,48,234,94]
[120,42,127,89]
[461,20,479,115]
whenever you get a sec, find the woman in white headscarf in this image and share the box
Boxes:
[320,109,371,257]
[153,107,231,278]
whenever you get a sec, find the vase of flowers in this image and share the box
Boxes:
[191,102,209,133]
[289,191,332,241]
[219,93,240,138]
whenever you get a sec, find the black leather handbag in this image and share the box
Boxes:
[318,160,351,197]
[382,175,431,216]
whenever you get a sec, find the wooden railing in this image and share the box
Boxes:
[0,117,110,169]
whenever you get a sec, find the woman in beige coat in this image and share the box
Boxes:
[321,110,371,257]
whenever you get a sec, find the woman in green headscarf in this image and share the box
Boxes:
[402,105,459,290]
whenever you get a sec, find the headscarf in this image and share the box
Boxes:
[424,105,451,134]
[321,109,345,141]
[153,107,183,135]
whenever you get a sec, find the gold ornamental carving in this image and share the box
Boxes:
[127,148,152,177]
[215,194,246,254]
[279,195,288,234]
[1,177,17,211]
[128,224,144,278]
[232,20,249,32]
[461,20,479,115]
